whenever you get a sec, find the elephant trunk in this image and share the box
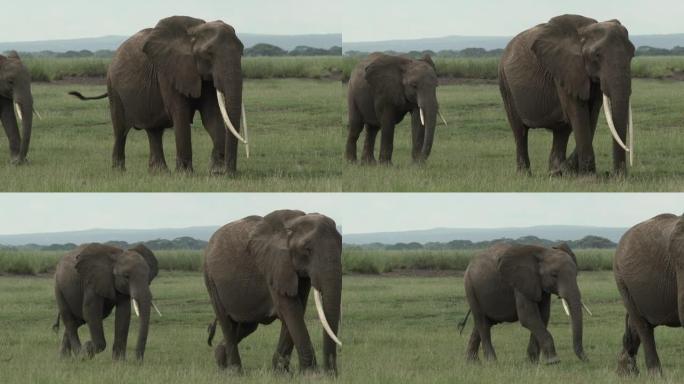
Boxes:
[602,74,633,173]
[13,87,33,163]
[131,289,152,361]
[316,270,342,375]
[418,94,438,161]
[217,63,244,175]
[559,282,586,362]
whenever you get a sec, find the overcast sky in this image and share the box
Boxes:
[343,0,682,41]
[0,193,680,235]
[1,0,341,41]
[2,1,679,42]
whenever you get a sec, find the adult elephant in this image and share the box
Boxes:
[346,53,447,164]
[0,51,36,165]
[53,243,161,361]
[499,14,635,176]
[460,242,590,364]
[70,16,248,174]
[204,210,342,375]
[614,213,684,376]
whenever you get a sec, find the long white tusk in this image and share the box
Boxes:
[313,288,342,347]
[216,90,247,144]
[628,102,633,166]
[132,299,140,317]
[152,301,162,317]
[33,108,42,120]
[438,111,448,128]
[602,94,629,152]
[582,301,593,316]
[14,103,22,122]
[561,298,570,316]
[419,108,425,126]
[241,103,250,159]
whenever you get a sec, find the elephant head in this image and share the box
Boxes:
[531,14,636,169]
[365,54,440,160]
[249,209,343,373]
[497,243,587,361]
[142,16,248,160]
[75,243,159,360]
[0,51,34,164]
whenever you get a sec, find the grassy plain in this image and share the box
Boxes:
[2,271,683,383]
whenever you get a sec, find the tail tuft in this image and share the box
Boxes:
[207,318,217,346]
[457,310,471,335]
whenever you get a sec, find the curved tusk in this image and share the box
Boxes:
[132,299,140,317]
[602,94,629,152]
[33,107,42,120]
[14,102,22,122]
[582,301,593,316]
[152,301,162,317]
[419,108,425,127]
[216,90,247,144]
[313,288,342,347]
[561,298,570,316]
[628,102,633,166]
[241,103,250,159]
[438,111,448,128]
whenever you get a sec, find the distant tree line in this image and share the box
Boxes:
[344,46,684,58]
[0,236,208,252]
[6,44,343,59]
[344,235,617,251]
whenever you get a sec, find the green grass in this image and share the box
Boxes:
[23,57,343,82]
[0,248,614,276]
[0,76,683,191]
[1,271,682,383]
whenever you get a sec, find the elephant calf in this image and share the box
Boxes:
[204,210,342,374]
[53,243,160,361]
[614,213,684,376]
[346,53,446,164]
[461,243,589,364]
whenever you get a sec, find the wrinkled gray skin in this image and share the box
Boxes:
[0,51,33,165]
[70,16,244,175]
[614,213,684,376]
[346,53,439,164]
[499,14,635,175]
[463,243,586,364]
[204,210,342,375]
[53,243,158,361]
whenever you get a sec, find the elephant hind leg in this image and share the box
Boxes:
[346,109,364,162]
[465,328,481,362]
[145,129,168,172]
[499,75,530,173]
[617,314,641,376]
[361,124,380,164]
[108,91,130,171]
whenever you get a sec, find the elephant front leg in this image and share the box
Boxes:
[272,323,294,372]
[361,124,380,164]
[145,129,168,172]
[549,124,571,176]
[0,101,21,163]
[410,110,425,163]
[198,99,227,175]
[277,297,317,372]
[515,292,558,364]
[82,291,107,359]
[169,104,194,173]
[378,115,396,165]
[112,298,131,360]
[564,98,596,174]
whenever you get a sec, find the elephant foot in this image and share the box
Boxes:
[527,352,540,363]
[215,344,228,369]
[465,353,480,363]
[543,355,560,365]
[209,164,227,176]
[148,162,169,174]
[10,157,28,166]
[83,341,96,360]
[360,157,377,165]
[112,349,126,361]
[616,353,639,376]
[516,167,532,176]
[272,352,291,373]
[548,168,563,178]
[647,366,663,377]
[111,163,126,172]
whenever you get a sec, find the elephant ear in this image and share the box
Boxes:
[130,244,158,283]
[497,245,542,302]
[142,16,205,98]
[530,15,597,101]
[75,244,118,300]
[364,54,409,107]
[248,210,306,297]
[669,214,684,267]
[418,54,436,71]
[552,242,578,266]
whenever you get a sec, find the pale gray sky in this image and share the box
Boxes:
[0,193,681,235]
[343,0,683,41]
[1,0,341,41]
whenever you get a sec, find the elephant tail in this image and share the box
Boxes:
[207,318,217,346]
[51,313,60,333]
[68,91,108,100]
[457,310,471,335]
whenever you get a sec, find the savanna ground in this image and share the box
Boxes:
[0,57,683,191]
[3,269,684,384]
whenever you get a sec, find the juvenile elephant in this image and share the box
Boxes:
[53,243,160,361]
[614,213,684,376]
[346,53,446,164]
[204,210,342,374]
[499,15,635,175]
[0,51,36,164]
[70,16,249,175]
[461,243,589,364]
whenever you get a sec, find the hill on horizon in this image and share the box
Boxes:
[0,225,627,247]
[0,33,342,53]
